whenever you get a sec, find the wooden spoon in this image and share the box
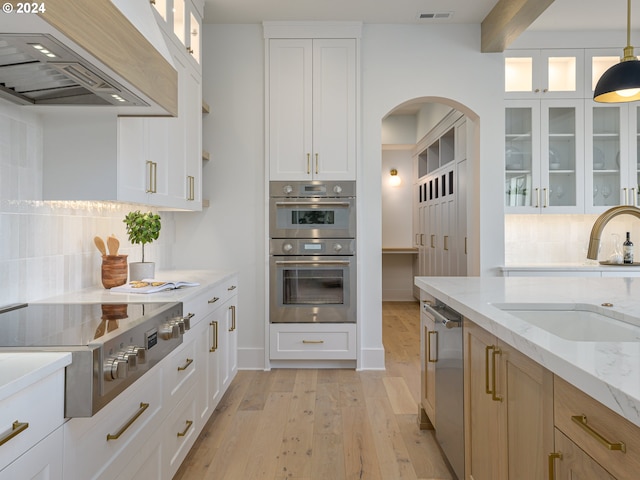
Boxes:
[94,236,106,256]
[107,235,119,256]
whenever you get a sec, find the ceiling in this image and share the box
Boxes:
[202,0,638,31]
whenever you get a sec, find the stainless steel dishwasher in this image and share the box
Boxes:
[423,300,464,480]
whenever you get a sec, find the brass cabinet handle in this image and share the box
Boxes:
[464,237,468,255]
[209,321,218,352]
[177,358,193,371]
[302,340,324,344]
[491,347,503,402]
[177,420,193,437]
[315,153,319,175]
[187,46,194,54]
[624,187,628,205]
[535,187,540,208]
[427,330,438,363]
[444,235,449,251]
[229,305,236,332]
[0,421,29,447]
[571,415,626,453]
[307,153,311,174]
[430,234,435,248]
[146,161,154,193]
[208,296,220,304]
[485,345,493,394]
[543,187,549,208]
[420,234,424,246]
[227,285,237,291]
[633,187,637,207]
[106,402,149,441]
[548,452,562,480]
[187,175,195,201]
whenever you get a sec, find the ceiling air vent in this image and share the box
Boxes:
[417,12,454,20]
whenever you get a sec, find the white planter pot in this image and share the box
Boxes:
[129,262,155,281]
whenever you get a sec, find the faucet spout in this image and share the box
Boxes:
[587,205,640,260]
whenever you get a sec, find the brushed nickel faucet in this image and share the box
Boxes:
[587,205,640,259]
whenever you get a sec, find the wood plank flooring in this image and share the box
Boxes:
[173,301,453,480]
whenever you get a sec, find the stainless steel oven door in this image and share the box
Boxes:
[270,255,356,323]
[269,197,356,238]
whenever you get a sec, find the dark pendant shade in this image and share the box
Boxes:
[593,58,640,102]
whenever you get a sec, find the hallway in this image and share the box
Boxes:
[174,301,453,480]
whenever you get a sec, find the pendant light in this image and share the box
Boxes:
[594,0,640,102]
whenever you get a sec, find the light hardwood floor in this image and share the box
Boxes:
[174,301,453,480]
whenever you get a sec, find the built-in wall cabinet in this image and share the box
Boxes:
[505,48,640,214]
[266,33,358,181]
[151,0,203,67]
[413,112,467,279]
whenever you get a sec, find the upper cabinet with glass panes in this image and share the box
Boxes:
[151,0,203,66]
[505,50,585,99]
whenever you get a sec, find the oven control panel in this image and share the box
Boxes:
[270,238,355,256]
[270,180,355,198]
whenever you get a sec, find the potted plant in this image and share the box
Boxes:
[123,210,161,280]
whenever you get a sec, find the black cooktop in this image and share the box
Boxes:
[0,302,176,347]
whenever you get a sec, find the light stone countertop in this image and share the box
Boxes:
[0,269,235,404]
[415,276,640,428]
[501,263,640,272]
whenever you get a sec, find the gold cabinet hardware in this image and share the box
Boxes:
[177,358,193,371]
[0,421,29,447]
[106,402,149,441]
[444,235,449,251]
[228,285,237,291]
[150,0,155,4]
[146,160,158,193]
[485,345,493,394]
[415,233,420,246]
[491,346,503,402]
[571,415,626,453]
[427,330,438,363]
[229,305,236,332]
[187,46,194,54]
[430,234,435,248]
[302,340,324,344]
[535,187,540,208]
[187,175,195,201]
[208,296,220,304]
[177,420,193,437]
[420,233,424,246]
[307,153,310,174]
[633,187,637,207]
[464,237,468,255]
[548,452,562,480]
[315,153,319,175]
[624,187,628,205]
[209,321,218,352]
[544,187,549,208]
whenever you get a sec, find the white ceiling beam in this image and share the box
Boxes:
[481,0,555,52]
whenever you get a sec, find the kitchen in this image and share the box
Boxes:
[1,0,640,478]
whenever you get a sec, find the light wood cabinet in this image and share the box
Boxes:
[464,320,553,480]
[267,38,357,181]
[552,429,616,480]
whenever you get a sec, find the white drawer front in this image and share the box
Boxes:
[164,386,198,479]
[163,335,198,412]
[184,276,238,329]
[0,370,65,471]
[270,324,356,360]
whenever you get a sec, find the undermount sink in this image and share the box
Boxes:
[493,303,640,342]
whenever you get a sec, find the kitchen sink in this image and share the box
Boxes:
[493,303,640,342]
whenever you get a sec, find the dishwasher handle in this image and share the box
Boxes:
[422,302,462,329]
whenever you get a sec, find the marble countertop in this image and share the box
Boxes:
[415,276,640,428]
[502,263,640,271]
[0,352,71,402]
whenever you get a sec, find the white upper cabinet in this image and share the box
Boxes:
[505,99,584,214]
[268,38,357,180]
[505,49,584,99]
[151,0,202,67]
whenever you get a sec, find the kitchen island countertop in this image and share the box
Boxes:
[415,276,640,428]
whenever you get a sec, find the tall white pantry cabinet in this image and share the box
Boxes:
[265,23,360,181]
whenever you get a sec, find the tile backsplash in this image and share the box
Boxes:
[0,103,174,305]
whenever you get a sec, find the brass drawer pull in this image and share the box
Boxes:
[177,420,193,437]
[177,358,193,371]
[491,347,503,402]
[209,321,218,352]
[106,402,149,441]
[227,285,237,291]
[302,340,324,344]
[427,330,438,363]
[485,345,494,395]
[0,421,29,447]
[208,296,220,304]
[571,415,626,453]
[229,305,236,332]
[548,452,562,480]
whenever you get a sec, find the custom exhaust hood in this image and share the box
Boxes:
[0,0,177,116]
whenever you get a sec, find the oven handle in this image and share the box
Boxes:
[275,260,351,266]
[274,201,351,207]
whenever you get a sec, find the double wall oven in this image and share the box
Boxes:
[269,181,356,323]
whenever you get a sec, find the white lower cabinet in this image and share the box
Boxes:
[0,368,66,480]
[163,385,198,479]
[270,323,356,360]
[63,368,164,480]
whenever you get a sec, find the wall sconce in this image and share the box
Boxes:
[389,169,402,187]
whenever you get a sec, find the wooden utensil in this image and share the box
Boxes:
[94,236,106,256]
[107,235,119,256]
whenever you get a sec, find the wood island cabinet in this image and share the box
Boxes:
[464,320,553,480]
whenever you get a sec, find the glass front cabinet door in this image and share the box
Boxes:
[505,100,584,213]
